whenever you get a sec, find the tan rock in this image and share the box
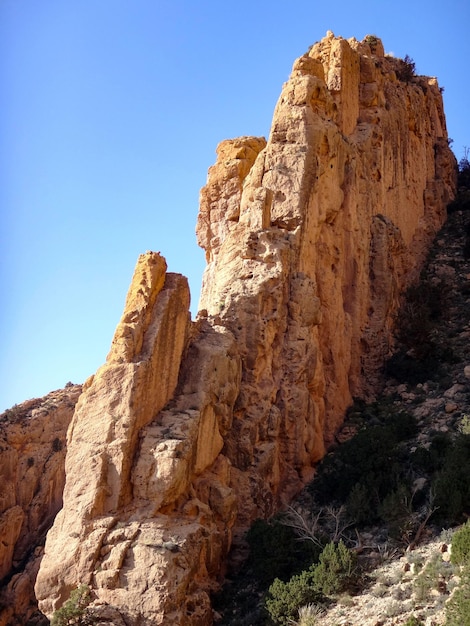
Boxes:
[197,32,455,494]
[0,507,25,581]
[35,33,456,625]
[37,318,240,624]
[36,253,191,617]
[0,386,81,625]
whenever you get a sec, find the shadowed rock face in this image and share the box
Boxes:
[32,33,455,625]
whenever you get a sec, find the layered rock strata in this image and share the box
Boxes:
[35,33,456,625]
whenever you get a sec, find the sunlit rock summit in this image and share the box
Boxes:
[0,32,457,625]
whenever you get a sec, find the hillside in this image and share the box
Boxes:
[213,182,470,625]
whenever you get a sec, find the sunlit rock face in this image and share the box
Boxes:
[0,385,81,626]
[35,33,456,625]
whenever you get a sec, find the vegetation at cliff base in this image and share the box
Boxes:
[450,521,470,566]
[264,540,356,625]
[445,523,470,625]
[214,396,470,623]
[385,276,453,384]
[246,518,319,585]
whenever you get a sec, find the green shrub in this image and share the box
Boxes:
[312,424,399,511]
[458,150,470,190]
[385,409,419,440]
[386,278,452,383]
[447,148,470,212]
[396,54,416,82]
[51,585,92,626]
[412,432,452,474]
[448,189,470,213]
[432,434,470,524]
[413,552,455,602]
[452,522,470,565]
[265,568,322,626]
[345,483,373,525]
[378,484,414,540]
[213,518,319,626]
[385,351,440,385]
[265,541,357,624]
[246,518,318,584]
[364,35,380,54]
[1,404,22,422]
[310,406,416,524]
[446,563,470,625]
[313,541,356,596]
[364,34,379,45]
[409,433,470,526]
[460,415,470,435]
[403,616,424,626]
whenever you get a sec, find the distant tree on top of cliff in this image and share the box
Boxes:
[447,148,470,213]
[459,148,470,189]
[396,55,416,82]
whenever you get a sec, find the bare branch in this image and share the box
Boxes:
[324,505,354,543]
[408,502,439,551]
[281,506,325,549]
[281,505,354,548]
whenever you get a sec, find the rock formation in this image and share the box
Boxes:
[29,32,458,624]
[0,385,81,626]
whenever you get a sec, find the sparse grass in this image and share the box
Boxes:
[413,553,455,602]
[371,583,388,598]
[336,594,355,607]
[392,584,412,600]
[293,603,324,626]
[385,599,405,617]
[446,564,470,625]
[403,617,424,626]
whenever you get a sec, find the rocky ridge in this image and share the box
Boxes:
[302,207,470,626]
[0,32,457,625]
[214,207,470,625]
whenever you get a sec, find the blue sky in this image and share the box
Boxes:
[1,0,469,412]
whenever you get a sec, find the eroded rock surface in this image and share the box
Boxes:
[34,33,456,625]
[0,386,81,626]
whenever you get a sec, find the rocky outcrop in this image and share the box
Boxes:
[35,33,456,625]
[35,253,201,622]
[0,385,81,626]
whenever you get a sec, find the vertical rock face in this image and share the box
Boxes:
[35,253,193,617]
[0,386,81,626]
[35,33,455,625]
[196,32,455,516]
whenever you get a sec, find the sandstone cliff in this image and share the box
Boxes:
[33,33,455,625]
[0,385,81,626]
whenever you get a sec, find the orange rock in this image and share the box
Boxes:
[0,386,81,625]
[34,33,456,625]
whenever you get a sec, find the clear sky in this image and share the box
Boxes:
[1,0,469,412]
